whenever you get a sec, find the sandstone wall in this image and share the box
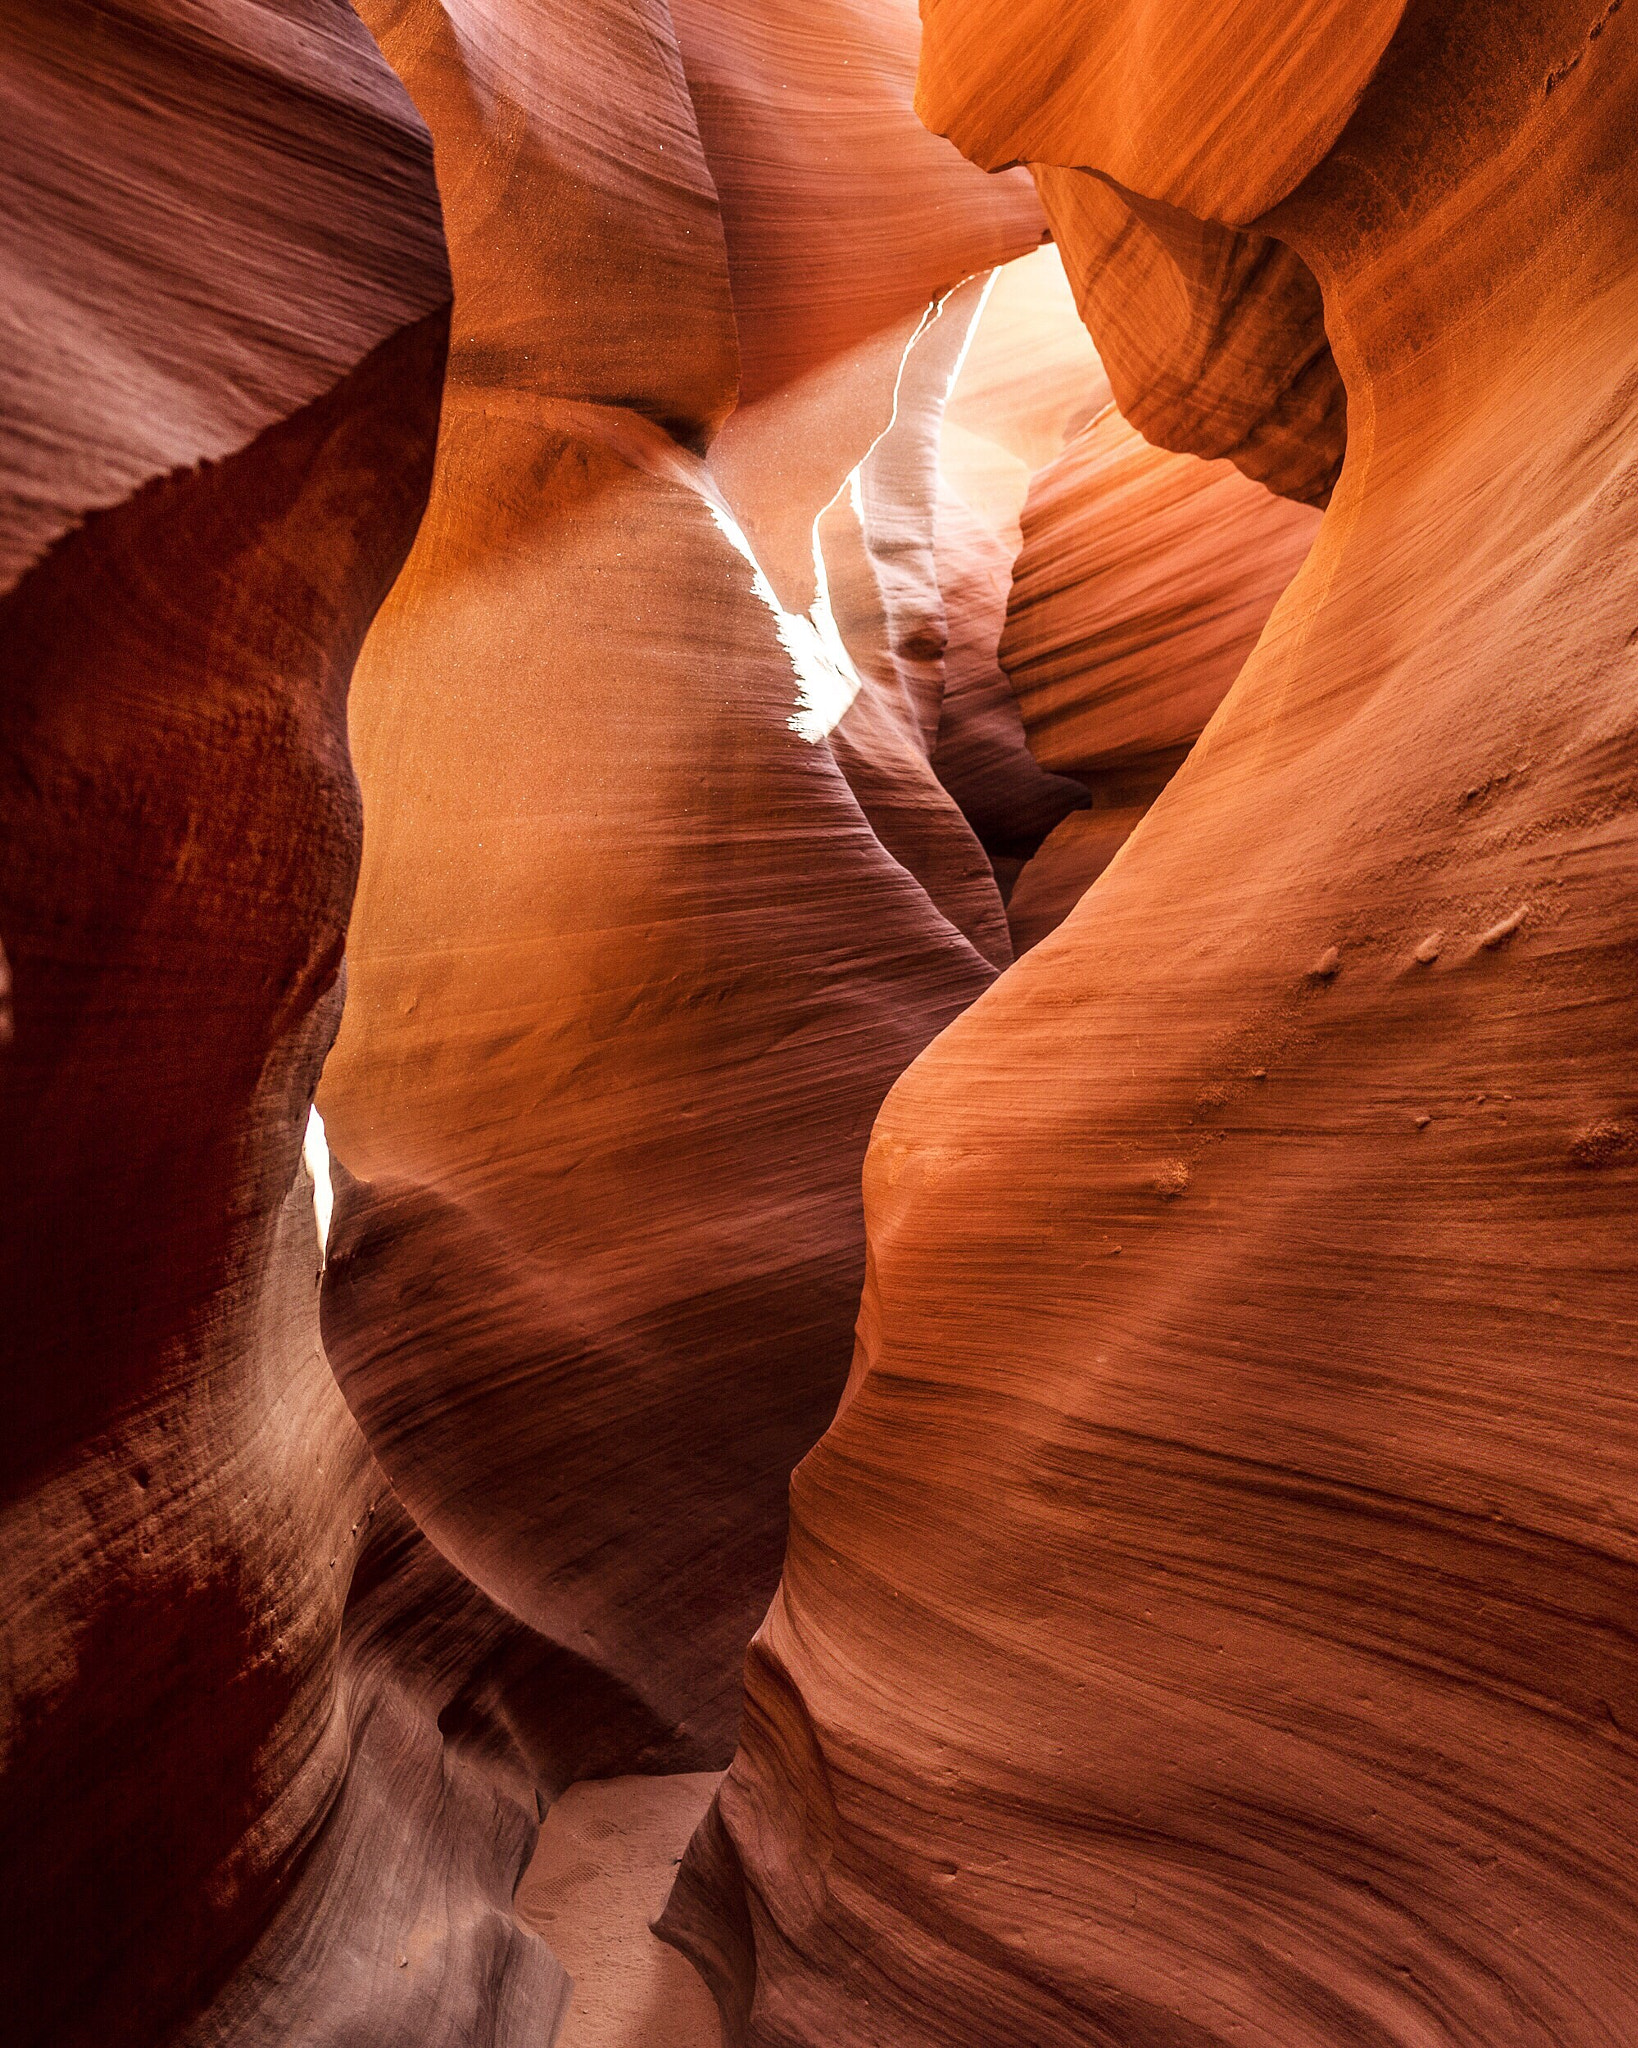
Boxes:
[667,7,1638,2043]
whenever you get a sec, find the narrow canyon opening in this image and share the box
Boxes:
[5,4,1636,2047]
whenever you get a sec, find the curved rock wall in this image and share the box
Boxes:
[927,240,1320,951]
[1001,399,1321,948]
[1031,166,1348,506]
[667,5,1638,2044]
[5,3,1064,2036]
[16,2,1631,2042]
[314,0,1047,1771]
[916,0,1399,503]
[1003,407,1321,777]
[0,7,564,2044]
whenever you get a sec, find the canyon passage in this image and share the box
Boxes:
[3,2,1636,2045]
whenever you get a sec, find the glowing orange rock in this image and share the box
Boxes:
[669,6,1638,2043]
[319,0,1041,1767]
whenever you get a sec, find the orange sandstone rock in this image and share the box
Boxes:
[668,0,1041,404]
[997,402,1319,949]
[917,0,1404,504]
[318,0,1041,1769]
[917,0,1406,221]
[669,6,1638,2044]
[938,250,1317,951]
[924,248,1110,893]
[1032,165,1347,504]
[1002,408,1321,779]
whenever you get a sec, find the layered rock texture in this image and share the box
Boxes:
[1,6,569,2045]
[13,0,1634,2044]
[1002,404,1321,948]
[928,243,1321,951]
[5,1,1085,2042]
[317,0,1047,1771]
[668,4,1638,2045]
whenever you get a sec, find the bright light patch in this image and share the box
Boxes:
[705,282,974,745]
[303,1104,333,1264]
[706,498,863,742]
[944,267,997,402]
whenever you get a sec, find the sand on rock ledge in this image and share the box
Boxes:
[516,1775,725,2048]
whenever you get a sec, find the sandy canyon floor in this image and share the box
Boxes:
[516,1776,724,2048]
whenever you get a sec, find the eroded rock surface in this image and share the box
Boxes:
[0,9,561,2043]
[916,0,1399,503]
[318,0,1044,1767]
[4,6,1060,2038]
[1000,400,1320,945]
[1004,408,1322,782]
[668,6,1638,2044]
[16,2,1633,2044]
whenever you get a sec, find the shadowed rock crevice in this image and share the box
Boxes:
[0,309,462,2048]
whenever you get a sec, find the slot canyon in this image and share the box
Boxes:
[3,0,1635,2043]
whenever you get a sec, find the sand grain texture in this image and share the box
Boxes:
[518,1776,725,2048]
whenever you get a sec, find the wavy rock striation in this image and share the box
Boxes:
[1,7,562,2044]
[20,1,1627,2042]
[1002,402,1320,948]
[667,4,1638,2044]
[5,4,1066,2039]
[917,0,1405,504]
[1003,408,1321,779]
[317,0,1046,1773]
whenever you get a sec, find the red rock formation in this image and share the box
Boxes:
[927,241,1316,949]
[679,5,1061,927]
[999,402,1320,947]
[5,5,1068,2038]
[1004,408,1321,780]
[0,7,563,2045]
[0,0,447,588]
[317,0,1043,1773]
[668,0,1040,405]
[806,281,1015,968]
[1029,164,1349,506]
[809,274,1087,961]
[178,1489,573,2047]
[918,0,1406,212]
[667,5,1638,2043]
[917,0,1400,504]
[1002,791,1168,955]
[26,1,1633,2041]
